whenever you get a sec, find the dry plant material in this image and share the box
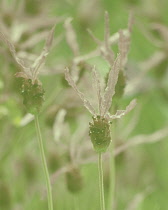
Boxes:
[0,26,55,114]
[65,12,136,153]
[65,65,136,153]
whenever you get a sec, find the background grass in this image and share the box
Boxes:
[0,0,168,209]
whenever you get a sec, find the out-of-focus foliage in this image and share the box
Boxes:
[0,0,168,209]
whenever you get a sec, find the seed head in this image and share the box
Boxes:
[21,78,45,115]
[65,12,136,152]
[89,116,111,153]
[0,25,55,114]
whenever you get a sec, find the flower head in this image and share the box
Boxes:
[0,25,55,114]
[65,12,136,152]
[65,64,136,152]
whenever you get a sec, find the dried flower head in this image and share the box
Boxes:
[0,25,55,82]
[65,12,136,153]
[65,64,136,152]
[0,25,55,114]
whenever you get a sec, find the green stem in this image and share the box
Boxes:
[107,142,115,210]
[34,115,53,210]
[107,116,116,210]
[73,195,79,210]
[98,152,105,210]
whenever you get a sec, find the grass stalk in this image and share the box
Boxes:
[73,195,79,210]
[34,114,53,210]
[98,152,105,210]
[107,142,115,210]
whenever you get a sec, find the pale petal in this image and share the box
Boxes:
[104,11,110,49]
[20,31,48,50]
[64,18,80,56]
[119,12,134,69]
[87,28,102,45]
[88,11,114,66]
[65,68,96,115]
[91,66,103,115]
[31,25,55,81]
[128,11,134,33]
[102,54,121,116]
[100,46,114,67]
[102,11,115,66]
[0,30,27,71]
[119,30,130,68]
[109,99,137,119]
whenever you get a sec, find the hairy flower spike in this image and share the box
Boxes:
[102,54,121,116]
[65,65,136,152]
[0,25,55,83]
[21,79,45,114]
[0,25,55,114]
[89,116,111,153]
[92,66,104,115]
[65,12,136,153]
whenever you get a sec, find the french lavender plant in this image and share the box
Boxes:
[88,12,135,210]
[0,26,55,210]
[65,12,136,210]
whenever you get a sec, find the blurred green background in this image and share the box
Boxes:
[0,0,168,209]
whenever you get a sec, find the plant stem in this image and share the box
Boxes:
[107,142,115,210]
[107,117,116,210]
[98,152,105,210]
[34,114,53,210]
[73,195,79,210]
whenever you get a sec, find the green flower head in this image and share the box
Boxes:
[0,25,55,114]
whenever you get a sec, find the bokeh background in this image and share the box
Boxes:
[0,0,168,209]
